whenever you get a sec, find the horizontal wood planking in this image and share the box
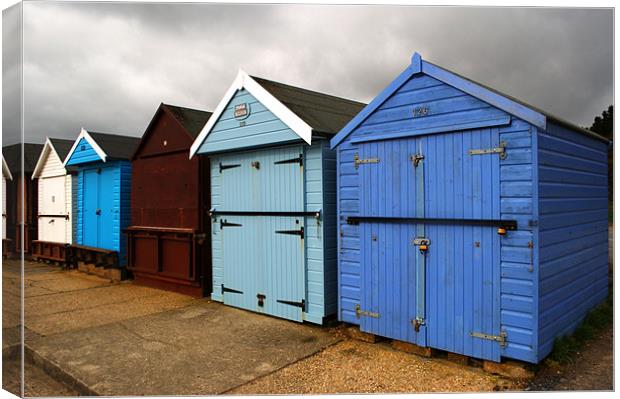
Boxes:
[536,122,609,360]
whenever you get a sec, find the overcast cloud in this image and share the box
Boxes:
[1,2,614,146]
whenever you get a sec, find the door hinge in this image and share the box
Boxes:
[222,284,243,294]
[410,154,425,167]
[355,304,380,319]
[219,162,241,173]
[470,330,507,348]
[275,227,304,239]
[220,219,242,229]
[277,299,306,312]
[353,153,380,169]
[274,154,303,167]
[468,141,507,159]
[528,241,534,272]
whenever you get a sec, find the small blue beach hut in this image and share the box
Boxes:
[190,70,365,324]
[330,52,610,363]
[64,129,140,267]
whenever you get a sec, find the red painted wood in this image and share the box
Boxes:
[128,105,211,297]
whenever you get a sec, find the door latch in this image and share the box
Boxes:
[257,293,266,307]
[412,237,430,254]
[412,317,425,332]
[353,153,380,169]
[410,154,424,167]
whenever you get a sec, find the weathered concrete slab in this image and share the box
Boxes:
[27,302,339,396]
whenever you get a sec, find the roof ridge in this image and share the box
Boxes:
[251,75,365,107]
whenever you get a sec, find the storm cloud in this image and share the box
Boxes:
[3,3,614,146]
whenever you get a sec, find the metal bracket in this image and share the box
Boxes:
[355,304,380,319]
[410,154,425,167]
[277,299,306,312]
[468,141,507,159]
[275,227,304,239]
[219,162,241,173]
[274,154,303,167]
[220,219,242,229]
[528,241,534,272]
[257,293,266,307]
[412,317,425,332]
[470,330,507,348]
[222,284,243,295]
[353,153,380,169]
[412,237,431,246]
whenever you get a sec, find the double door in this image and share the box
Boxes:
[82,166,115,250]
[217,146,306,322]
[357,129,503,361]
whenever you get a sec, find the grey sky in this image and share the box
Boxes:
[2,2,614,146]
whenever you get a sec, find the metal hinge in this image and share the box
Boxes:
[470,330,507,348]
[528,241,534,272]
[222,284,243,295]
[275,227,304,239]
[355,304,380,319]
[274,154,303,167]
[353,153,380,169]
[468,141,507,160]
[220,219,242,229]
[219,162,241,173]
[277,299,306,312]
[410,154,425,167]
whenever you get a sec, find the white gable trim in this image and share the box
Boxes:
[189,70,313,158]
[32,138,65,179]
[62,128,107,166]
[2,156,12,181]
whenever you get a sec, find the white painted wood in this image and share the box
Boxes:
[34,139,73,244]
[190,70,313,158]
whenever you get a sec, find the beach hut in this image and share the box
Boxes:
[2,143,44,255]
[127,103,212,296]
[2,155,12,255]
[31,138,75,263]
[190,71,365,324]
[330,52,609,363]
[63,129,140,272]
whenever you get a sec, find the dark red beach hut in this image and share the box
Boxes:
[127,103,212,297]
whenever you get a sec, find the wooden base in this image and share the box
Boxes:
[31,241,71,264]
[77,262,125,282]
[132,273,204,297]
[345,326,383,343]
[483,360,535,380]
[391,339,435,358]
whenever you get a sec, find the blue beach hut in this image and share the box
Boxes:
[64,129,140,268]
[190,71,365,324]
[330,52,609,363]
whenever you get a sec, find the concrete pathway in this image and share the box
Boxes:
[3,260,338,396]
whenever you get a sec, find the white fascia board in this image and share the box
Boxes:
[2,156,12,181]
[62,128,107,166]
[189,70,313,158]
[31,137,53,179]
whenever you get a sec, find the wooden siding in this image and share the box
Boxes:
[336,72,538,363]
[210,143,332,323]
[537,122,609,360]
[36,147,73,244]
[65,137,102,165]
[197,89,300,155]
[76,160,131,266]
[321,141,339,316]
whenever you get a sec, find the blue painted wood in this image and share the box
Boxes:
[197,89,301,155]
[536,121,608,361]
[65,137,102,166]
[75,160,132,266]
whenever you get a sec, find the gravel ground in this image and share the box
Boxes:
[527,325,613,391]
[229,331,521,394]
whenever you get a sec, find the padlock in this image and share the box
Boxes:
[419,244,428,254]
[497,227,507,236]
